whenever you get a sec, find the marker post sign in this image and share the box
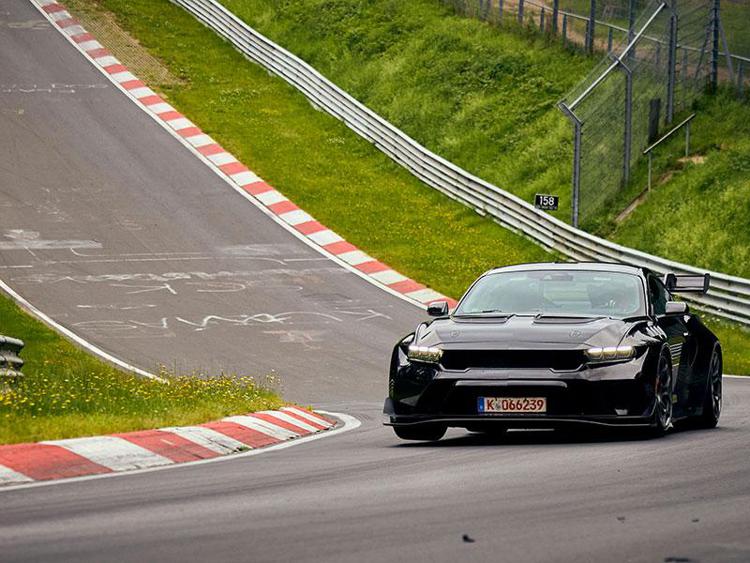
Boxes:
[534,194,559,211]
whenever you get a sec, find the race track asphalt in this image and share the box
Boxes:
[1,2,749,562]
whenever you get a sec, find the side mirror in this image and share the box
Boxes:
[665,301,689,315]
[427,301,449,317]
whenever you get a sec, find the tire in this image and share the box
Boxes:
[696,344,722,429]
[649,349,674,437]
[393,424,447,441]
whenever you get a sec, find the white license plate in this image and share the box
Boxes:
[478,397,547,413]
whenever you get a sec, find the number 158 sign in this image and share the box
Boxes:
[534,194,559,211]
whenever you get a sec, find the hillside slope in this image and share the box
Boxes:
[222,0,749,279]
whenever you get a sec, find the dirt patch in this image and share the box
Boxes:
[615,188,649,224]
[62,0,185,89]
[678,154,706,165]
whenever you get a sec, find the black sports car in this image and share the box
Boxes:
[384,263,722,441]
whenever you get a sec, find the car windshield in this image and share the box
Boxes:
[455,270,646,318]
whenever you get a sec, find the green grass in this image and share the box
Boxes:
[604,92,750,277]
[221,0,594,223]
[0,296,282,445]
[61,0,750,375]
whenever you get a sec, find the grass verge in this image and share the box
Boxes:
[61,0,750,374]
[0,296,281,445]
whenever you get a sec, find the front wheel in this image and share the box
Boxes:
[696,344,722,429]
[393,424,447,441]
[649,349,674,437]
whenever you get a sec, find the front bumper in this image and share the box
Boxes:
[385,356,656,429]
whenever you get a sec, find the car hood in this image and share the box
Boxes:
[416,315,635,350]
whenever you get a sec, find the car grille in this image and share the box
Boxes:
[440,349,585,371]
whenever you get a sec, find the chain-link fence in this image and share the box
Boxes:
[441,0,748,227]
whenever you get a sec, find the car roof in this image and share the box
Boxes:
[484,262,646,276]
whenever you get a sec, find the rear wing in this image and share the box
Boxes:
[663,273,710,294]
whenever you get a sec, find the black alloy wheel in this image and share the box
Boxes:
[697,344,722,429]
[393,424,447,441]
[651,349,674,436]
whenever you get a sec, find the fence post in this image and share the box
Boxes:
[518,0,524,24]
[608,27,614,52]
[739,61,745,98]
[559,103,583,228]
[628,0,636,61]
[540,8,545,32]
[621,62,633,186]
[552,0,559,33]
[586,0,596,54]
[710,0,720,91]
[498,0,503,21]
[665,1,678,124]
[685,120,691,157]
[562,13,568,45]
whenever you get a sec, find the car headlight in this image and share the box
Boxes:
[585,345,635,363]
[407,345,443,364]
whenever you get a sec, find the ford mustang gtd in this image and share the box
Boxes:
[384,263,722,441]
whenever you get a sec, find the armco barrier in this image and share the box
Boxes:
[170,0,750,325]
[0,335,24,386]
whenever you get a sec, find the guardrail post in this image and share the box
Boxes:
[607,27,613,52]
[586,0,596,54]
[552,0,559,33]
[685,119,691,157]
[710,0,720,91]
[518,0,524,24]
[665,1,678,124]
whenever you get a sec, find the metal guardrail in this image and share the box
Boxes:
[170,0,750,325]
[0,335,25,385]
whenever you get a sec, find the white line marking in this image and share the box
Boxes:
[160,426,248,455]
[42,436,173,471]
[0,411,360,492]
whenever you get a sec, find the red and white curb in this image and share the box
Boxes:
[31,0,457,310]
[0,406,337,487]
